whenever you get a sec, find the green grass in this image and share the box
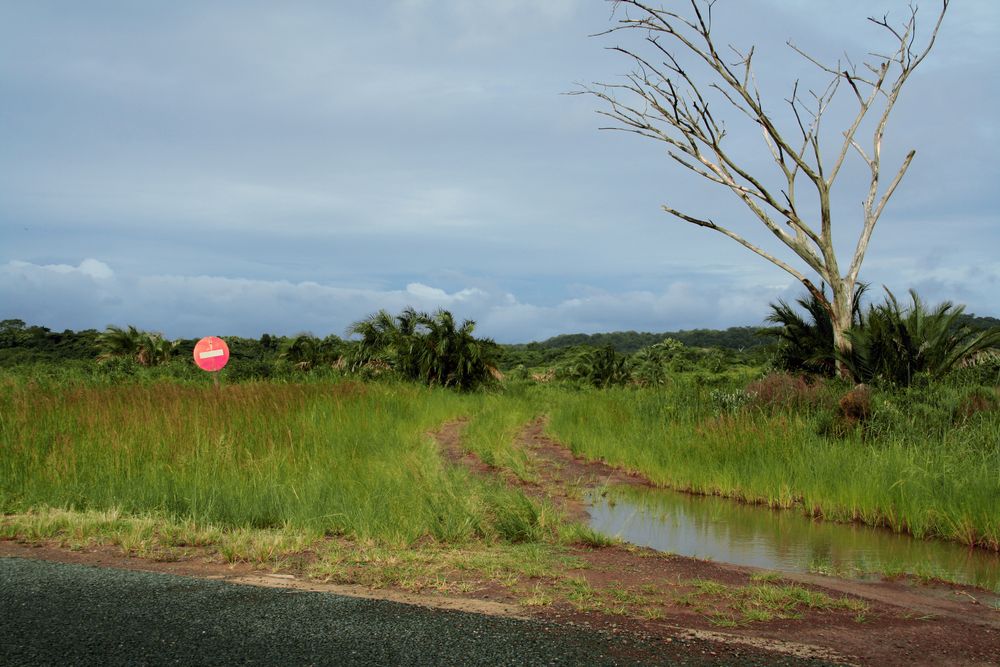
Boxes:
[458,393,540,482]
[544,378,1000,550]
[3,367,997,597]
[6,368,992,624]
[680,578,869,626]
[0,506,572,595]
[0,380,553,545]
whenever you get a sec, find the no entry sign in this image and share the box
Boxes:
[193,336,230,372]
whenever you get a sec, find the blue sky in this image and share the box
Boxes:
[1,1,996,342]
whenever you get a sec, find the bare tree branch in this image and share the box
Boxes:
[664,206,808,282]
[580,0,949,368]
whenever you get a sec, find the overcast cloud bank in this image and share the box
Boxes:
[4,256,996,343]
[1,1,997,340]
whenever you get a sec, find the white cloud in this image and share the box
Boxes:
[78,259,115,280]
[405,282,486,303]
[0,2,996,337]
[7,258,114,281]
[4,255,997,342]
[1,258,795,341]
[1,259,121,330]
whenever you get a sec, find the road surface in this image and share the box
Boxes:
[1,557,836,666]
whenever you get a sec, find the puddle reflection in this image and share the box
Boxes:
[587,485,1000,592]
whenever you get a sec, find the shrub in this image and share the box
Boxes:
[577,345,631,388]
[347,308,499,391]
[225,359,275,382]
[708,388,751,414]
[842,289,1000,386]
[745,373,831,412]
[954,350,1000,386]
[953,388,999,424]
[837,384,872,424]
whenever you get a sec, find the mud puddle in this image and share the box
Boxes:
[587,484,1000,594]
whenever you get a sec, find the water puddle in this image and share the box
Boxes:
[587,485,1000,592]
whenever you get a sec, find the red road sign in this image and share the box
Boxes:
[193,336,230,372]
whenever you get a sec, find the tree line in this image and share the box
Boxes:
[510,327,767,354]
[2,298,997,390]
[0,310,500,391]
[507,314,1000,355]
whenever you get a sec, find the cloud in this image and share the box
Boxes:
[2,258,794,341]
[1,259,120,330]
[5,252,998,342]
[0,2,996,338]
[404,282,487,303]
[7,258,115,281]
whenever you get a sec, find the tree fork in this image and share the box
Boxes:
[582,0,949,373]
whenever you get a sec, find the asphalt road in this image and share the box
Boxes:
[1,557,835,666]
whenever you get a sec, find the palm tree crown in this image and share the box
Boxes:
[347,307,498,390]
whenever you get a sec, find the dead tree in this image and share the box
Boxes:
[581,0,949,373]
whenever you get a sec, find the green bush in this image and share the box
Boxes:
[347,308,499,391]
[559,345,631,388]
[842,290,1000,386]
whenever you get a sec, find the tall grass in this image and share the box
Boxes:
[5,368,997,552]
[0,380,550,545]
[459,390,541,482]
[545,378,1000,550]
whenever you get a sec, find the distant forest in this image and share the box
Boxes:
[512,327,766,354]
[2,314,998,367]
[513,314,1000,353]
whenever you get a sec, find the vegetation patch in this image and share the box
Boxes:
[0,507,569,597]
[677,578,869,627]
[0,381,560,545]
[546,377,1000,550]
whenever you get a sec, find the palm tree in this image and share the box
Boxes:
[347,309,406,372]
[98,325,143,362]
[841,289,1000,385]
[97,325,175,367]
[280,334,322,370]
[392,307,424,380]
[347,307,498,390]
[143,333,176,367]
[628,338,684,386]
[583,345,631,388]
[560,345,631,388]
[279,333,346,371]
[416,309,498,390]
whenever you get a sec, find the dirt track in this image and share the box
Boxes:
[434,417,1000,666]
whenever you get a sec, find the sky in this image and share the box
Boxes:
[1,0,997,343]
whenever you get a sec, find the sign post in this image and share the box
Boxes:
[193,336,230,386]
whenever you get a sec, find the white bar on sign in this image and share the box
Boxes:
[199,349,225,359]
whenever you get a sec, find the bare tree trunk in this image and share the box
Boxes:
[829,282,855,378]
